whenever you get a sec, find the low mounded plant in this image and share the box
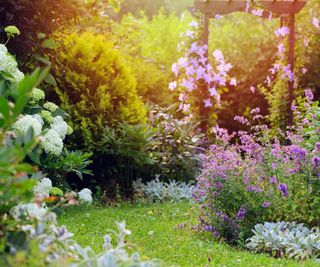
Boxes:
[246,222,320,261]
[133,177,194,202]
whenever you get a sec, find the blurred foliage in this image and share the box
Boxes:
[0,0,81,69]
[111,0,192,19]
[0,68,47,215]
[110,12,192,106]
[297,0,320,100]
[0,0,124,71]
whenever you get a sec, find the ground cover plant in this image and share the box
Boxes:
[59,201,320,267]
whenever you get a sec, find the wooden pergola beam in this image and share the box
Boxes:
[194,0,307,15]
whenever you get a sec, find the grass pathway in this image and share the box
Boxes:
[59,201,317,267]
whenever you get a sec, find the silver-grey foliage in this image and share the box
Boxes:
[12,212,162,266]
[133,177,194,202]
[246,222,320,261]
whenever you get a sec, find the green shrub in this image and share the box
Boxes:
[149,105,202,182]
[50,31,147,151]
[96,123,155,198]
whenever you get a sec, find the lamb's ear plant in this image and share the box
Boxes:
[246,222,320,261]
[133,177,194,202]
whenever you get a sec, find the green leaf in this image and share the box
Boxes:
[0,98,10,121]
[27,150,41,165]
[44,74,57,86]
[42,39,58,49]
[37,32,47,39]
[5,26,20,38]
[52,108,70,119]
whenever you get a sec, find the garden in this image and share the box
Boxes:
[0,0,320,266]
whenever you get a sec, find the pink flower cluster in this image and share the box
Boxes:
[169,20,236,114]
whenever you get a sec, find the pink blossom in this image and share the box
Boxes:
[209,87,218,97]
[181,78,194,91]
[182,104,190,113]
[278,44,285,54]
[213,74,226,86]
[204,98,212,108]
[250,86,255,93]
[282,65,294,81]
[178,57,188,68]
[185,30,195,38]
[189,20,199,28]
[313,17,319,28]
[304,38,309,47]
[275,26,289,37]
[302,68,307,74]
[190,42,199,53]
[230,78,237,86]
[169,81,177,91]
[213,49,224,62]
[217,62,232,74]
[172,63,179,76]
[251,9,263,17]
[196,66,206,79]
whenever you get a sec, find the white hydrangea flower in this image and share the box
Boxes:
[30,88,45,103]
[13,114,42,136]
[0,44,24,84]
[32,114,44,127]
[11,203,47,220]
[41,129,63,155]
[11,69,24,83]
[0,44,8,54]
[34,177,53,198]
[40,110,53,123]
[78,188,93,204]
[43,102,59,112]
[51,116,68,139]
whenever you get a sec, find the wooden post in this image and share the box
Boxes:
[287,13,295,126]
[199,13,210,133]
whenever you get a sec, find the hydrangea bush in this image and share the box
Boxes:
[0,43,72,157]
[194,90,320,244]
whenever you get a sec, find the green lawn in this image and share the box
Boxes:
[59,201,318,267]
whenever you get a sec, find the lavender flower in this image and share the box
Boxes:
[305,89,314,102]
[278,183,288,197]
[236,207,247,221]
[262,202,271,208]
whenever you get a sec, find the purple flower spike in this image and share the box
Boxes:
[236,207,247,221]
[278,183,288,197]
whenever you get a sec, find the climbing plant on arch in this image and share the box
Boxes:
[193,0,307,130]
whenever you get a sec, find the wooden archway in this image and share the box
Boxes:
[193,0,308,127]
